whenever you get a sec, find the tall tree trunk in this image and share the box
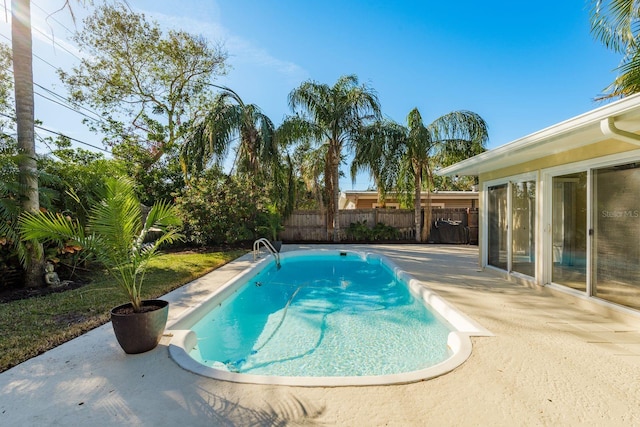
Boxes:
[414,164,422,242]
[324,143,340,241]
[12,0,43,287]
[422,189,431,242]
[422,166,433,242]
[332,154,340,242]
[377,186,385,208]
[324,147,332,240]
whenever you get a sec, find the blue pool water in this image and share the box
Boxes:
[188,252,453,377]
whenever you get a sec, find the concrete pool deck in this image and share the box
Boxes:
[1,244,640,425]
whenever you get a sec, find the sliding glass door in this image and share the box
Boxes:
[511,181,536,276]
[486,177,536,277]
[487,184,507,270]
[551,172,587,292]
[593,163,640,310]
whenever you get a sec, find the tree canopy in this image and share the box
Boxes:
[285,75,381,240]
[590,0,640,98]
[60,3,228,165]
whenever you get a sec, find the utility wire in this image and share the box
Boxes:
[31,1,77,37]
[34,89,102,124]
[0,33,60,71]
[33,81,105,123]
[2,61,110,128]
[0,112,110,153]
[31,24,83,62]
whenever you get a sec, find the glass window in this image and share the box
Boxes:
[511,181,536,277]
[551,172,587,291]
[593,163,640,310]
[487,184,508,270]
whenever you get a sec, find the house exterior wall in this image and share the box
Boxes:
[437,95,640,318]
[477,138,640,268]
[476,138,640,316]
[479,139,638,184]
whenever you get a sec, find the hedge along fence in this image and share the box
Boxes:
[280,208,478,244]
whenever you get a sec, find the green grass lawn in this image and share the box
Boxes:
[0,249,246,373]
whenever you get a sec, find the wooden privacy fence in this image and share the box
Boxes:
[281,208,478,244]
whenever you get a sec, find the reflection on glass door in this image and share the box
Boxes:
[488,184,507,269]
[593,163,640,310]
[511,181,535,277]
[551,172,587,291]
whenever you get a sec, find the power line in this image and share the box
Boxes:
[34,124,109,154]
[0,33,60,71]
[2,62,110,127]
[34,89,102,124]
[31,1,77,37]
[33,81,105,123]
[0,112,110,153]
[31,24,83,62]
[34,83,105,122]
[1,1,82,62]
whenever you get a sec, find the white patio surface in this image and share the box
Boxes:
[1,244,639,426]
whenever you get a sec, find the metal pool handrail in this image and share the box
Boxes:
[252,238,280,268]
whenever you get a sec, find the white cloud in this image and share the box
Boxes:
[145,10,308,85]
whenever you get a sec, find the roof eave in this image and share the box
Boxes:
[438,93,640,177]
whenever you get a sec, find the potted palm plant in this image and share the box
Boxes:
[19,177,183,354]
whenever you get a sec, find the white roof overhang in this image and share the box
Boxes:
[438,93,640,177]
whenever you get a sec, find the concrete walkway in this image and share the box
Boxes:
[1,244,639,426]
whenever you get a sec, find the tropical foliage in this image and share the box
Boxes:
[345,221,400,242]
[285,75,381,240]
[0,136,60,278]
[19,177,183,311]
[12,0,44,287]
[60,3,228,164]
[2,1,491,289]
[182,88,277,178]
[354,109,487,242]
[399,108,488,241]
[0,42,12,118]
[352,118,406,206]
[590,0,640,98]
[180,87,297,216]
[173,168,268,246]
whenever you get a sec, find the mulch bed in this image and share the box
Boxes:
[0,279,90,304]
[0,244,249,304]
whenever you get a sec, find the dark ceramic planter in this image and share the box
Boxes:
[271,240,282,252]
[110,299,169,354]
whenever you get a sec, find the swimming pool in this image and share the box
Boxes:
[168,249,492,386]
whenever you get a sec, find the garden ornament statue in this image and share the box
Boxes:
[44,262,62,287]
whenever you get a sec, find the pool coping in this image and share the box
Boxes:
[167,249,493,387]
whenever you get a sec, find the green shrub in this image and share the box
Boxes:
[174,170,268,245]
[346,220,400,241]
[371,222,400,241]
[346,220,372,241]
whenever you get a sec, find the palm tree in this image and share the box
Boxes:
[590,0,640,98]
[20,177,183,312]
[287,75,381,241]
[351,118,406,206]
[12,0,43,287]
[10,0,83,287]
[180,88,277,182]
[399,108,488,242]
[298,142,327,210]
[277,113,325,210]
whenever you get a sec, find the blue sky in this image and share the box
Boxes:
[0,1,622,189]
